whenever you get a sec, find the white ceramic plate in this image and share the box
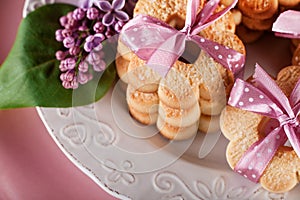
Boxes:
[25,0,300,199]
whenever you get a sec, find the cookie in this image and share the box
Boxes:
[198,114,220,133]
[158,101,200,127]
[126,84,159,114]
[199,96,226,116]
[127,54,161,93]
[278,0,300,7]
[156,116,199,140]
[116,54,130,83]
[128,105,158,125]
[158,64,200,109]
[134,0,204,22]
[231,9,242,25]
[238,0,278,20]
[242,15,275,31]
[220,65,300,193]
[236,24,264,43]
[117,38,133,61]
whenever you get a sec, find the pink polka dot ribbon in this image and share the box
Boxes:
[272,10,300,39]
[119,0,245,77]
[228,64,300,183]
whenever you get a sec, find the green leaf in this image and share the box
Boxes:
[0,3,116,109]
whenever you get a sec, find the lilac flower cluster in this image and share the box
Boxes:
[55,0,136,89]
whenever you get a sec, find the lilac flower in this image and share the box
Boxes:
[72,8,86,20]
[93,22,105,33]
[93,59,106,72]
[59,16,68,26]
[59,58,76,72]
[96,0,129,26]
[78,61,89,72]
[87,7,99,20]
[63,37,75,48]
[61,29,72,38]
[55,29,64,42]
[55,50,67,60]
[87,51,103,66]
[69,46,80,56]
[78,72,93,84]
[84,34,105,52]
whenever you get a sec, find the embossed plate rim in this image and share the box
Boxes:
[26,0,300,199]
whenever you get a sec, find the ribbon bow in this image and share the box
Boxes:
[120,0,245,76]
[272,10,300,39]
[228,64,300,183]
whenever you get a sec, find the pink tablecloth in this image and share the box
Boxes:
[0,1,117,199]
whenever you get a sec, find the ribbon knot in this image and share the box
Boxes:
[228,64,300,183]
[278,114,299,127]
[120,0,245,77]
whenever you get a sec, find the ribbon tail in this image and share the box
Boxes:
[147,33,186,77]
[184,0,199,29]
[191,0,238,34]
[191,35,245,76]
[284,125,300,158]
[272,10,300,39]
[234,128,287,182]
[253,64,294,117]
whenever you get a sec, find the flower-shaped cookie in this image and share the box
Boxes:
[221,65,300,192]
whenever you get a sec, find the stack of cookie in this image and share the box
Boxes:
[116,0,246,140]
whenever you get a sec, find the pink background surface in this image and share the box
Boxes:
[0,1,117,199]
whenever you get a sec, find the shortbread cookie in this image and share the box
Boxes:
[127,54,161,93]
[199,97,226,116]
[134,0,204,22]
[231,9,242,25]
[236,24,264,43]
[156,116,199,140]
[158,64,200,109]
[198,114,220,133]
[220,65,300,193]
[128,105,158,125]
[238,0,278,20]
[116,54,130,83]
[126,85,159,114]
[220,0,235,6]
[242,15,275,31]
[158,101,200,127]
[278,0,300,7]
[117,38,133,61]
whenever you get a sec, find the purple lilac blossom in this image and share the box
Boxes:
[55,0,137,89]
[96,0,129,26]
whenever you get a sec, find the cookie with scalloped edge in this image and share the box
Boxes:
[220,65,300,193]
